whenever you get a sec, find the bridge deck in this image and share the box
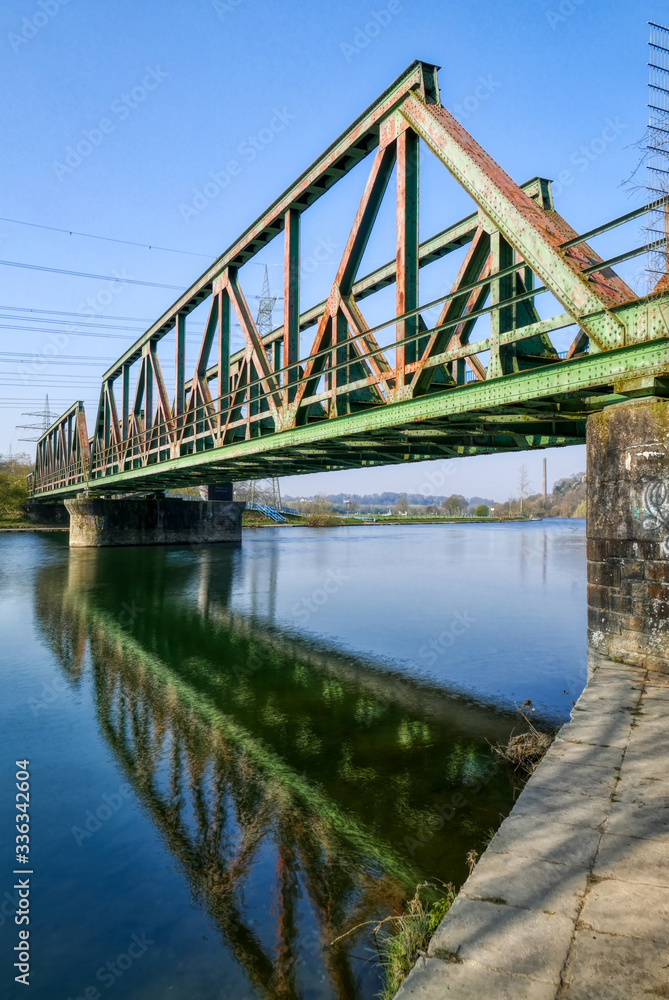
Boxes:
[29,335,669,499]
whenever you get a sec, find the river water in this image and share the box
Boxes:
[0,520,586,999]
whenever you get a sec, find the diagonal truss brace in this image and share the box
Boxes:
[399,92,628,349]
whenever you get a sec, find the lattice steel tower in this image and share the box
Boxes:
[648,22,669,287]
[255,264,277,338]
[16,395,55,442]
[234,266,281,511]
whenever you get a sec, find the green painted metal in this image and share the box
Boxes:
[29,61,669,501]
[31,338,669,498]
[283,207,300,401]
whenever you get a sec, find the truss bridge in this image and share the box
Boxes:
[28,60,669,500]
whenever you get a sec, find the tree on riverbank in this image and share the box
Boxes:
[0,453,33,520]
[283,475,587,519]
[305,494,338,526]
[495,472,586,519]
[440,494,467,516]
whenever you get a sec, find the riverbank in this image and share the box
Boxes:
[243,513,543,528]
[396,653,669,999]
[0,524,68,532]
[0,513,547,533]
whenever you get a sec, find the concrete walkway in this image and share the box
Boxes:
[396,656,669,1000]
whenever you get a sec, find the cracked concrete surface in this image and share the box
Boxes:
[395,657,669,1000]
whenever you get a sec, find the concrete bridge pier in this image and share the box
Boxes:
[25,501,69,525]
[587,391,669,671]
[64,494,244,548]
[201,483,233,500]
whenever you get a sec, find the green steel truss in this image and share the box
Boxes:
[30,61,669,499]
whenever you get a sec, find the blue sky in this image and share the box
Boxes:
[1,0,666,500]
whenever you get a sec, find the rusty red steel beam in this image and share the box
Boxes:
[94,279,568,466]
[223,256,552,404]
[226,270,282,416]
[398,92,635,347]
[412,227,490,394]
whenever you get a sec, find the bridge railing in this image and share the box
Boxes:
[82,306,564,482]
[30,202,666,497]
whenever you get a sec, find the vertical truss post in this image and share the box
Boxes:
[488,231,514,379]
[249,363,259,438]
[143,344,154,437]
[334,309,349,416]
[100,380,109,449]
[77,403,90,479]
[284,208,300,403]
[218,285,230,434]
[396,128,419,390]
[175,313,186,419]
[122,364,130,439]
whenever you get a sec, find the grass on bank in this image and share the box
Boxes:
[331,882,456,1000]
[376,885,456,1000]
[340,708,552,996]
[242,511,507,528]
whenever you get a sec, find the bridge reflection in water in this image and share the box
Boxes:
[34,544,522,999]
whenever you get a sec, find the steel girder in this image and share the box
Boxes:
[31,61,669,499]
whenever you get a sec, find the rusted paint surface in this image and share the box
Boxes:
[399,93,630,339]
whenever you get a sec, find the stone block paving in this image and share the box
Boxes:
[395,658,669,1000]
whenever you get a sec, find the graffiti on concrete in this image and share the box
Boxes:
[641,477,669,533]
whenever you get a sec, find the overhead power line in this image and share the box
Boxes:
[2,382,101,389]
[0,321,215,339]
[0,323,130,340]
[0,258,186,289]
[0,305,153,321]
[0,215,214,259]
[0,262,278,294]
[0,313,147,332]
[0,351,118,362]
